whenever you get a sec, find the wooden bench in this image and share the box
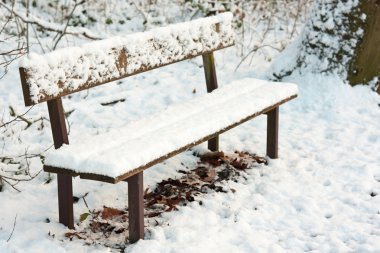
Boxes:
[18,13,298,243]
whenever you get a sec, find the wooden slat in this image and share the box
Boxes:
[43,94,297,184]
[19,46,233,106]
[19,16,234,106]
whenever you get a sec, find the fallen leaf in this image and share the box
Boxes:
[101,206,125,219]
[147,212,162,218]
[65,232,85,240]
[230,158,248,170]
[80,212,90,222]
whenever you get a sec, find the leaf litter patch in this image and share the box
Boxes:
[65,151,267,249]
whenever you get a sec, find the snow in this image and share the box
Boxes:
[19,12,234,104]
[44,79,297,179]
[1,2,380,253]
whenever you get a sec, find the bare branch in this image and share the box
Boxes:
[53,0,86,50]
[0,144,53,161]
[0,54,24,79]
[0,0,16,34]
[234,44,283,72]
[0,47,27,56]
[290,0,302,39]
[26,0,30,54]
[1,178,21,192]
[0,2,103,40]
[0,106,34,129]
[6,214,17,242]
[0,169,43,182]
[30,23,46,54]
[132,0,149,28]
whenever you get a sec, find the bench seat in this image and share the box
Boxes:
[44,78,298,183]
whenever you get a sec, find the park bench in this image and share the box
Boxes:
[18,12,298,243]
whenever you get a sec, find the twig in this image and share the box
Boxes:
[0,43,26,80]
[0,47,27,56]
[26,0,30,54]
[0,2,102,40]
[24,148,32,178]
[0,147,45,183]
[290,0,302,39]
[52,0,86,50]
[81,193,90,212]
[234,44,282,72]
[0,143,50,191]
[6,214,17,242]
[0,144,53,160]
[0,52,25,67]
[30,24,46,54]
[65,114,72,136]
[132,0,149,28]
[1,178,21,192]
[0,106,34,128]
[0,176,3,191]
[0,172,42,182]
[0,0,15,34]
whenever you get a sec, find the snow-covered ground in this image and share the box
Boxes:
[1,2,380,253]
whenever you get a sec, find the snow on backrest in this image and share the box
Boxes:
[19,13,235,106]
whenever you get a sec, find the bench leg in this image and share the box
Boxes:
[208,136,219,152]
[202,52,219,152]
[266,107,279,159]
[57,174,74,229]
[47,98,74,229]
[127,172,144,243]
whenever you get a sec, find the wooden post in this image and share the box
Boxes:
[127,172,144,243]
[266,107,279,159]
[202,52,219,151]
[47,98,74,229]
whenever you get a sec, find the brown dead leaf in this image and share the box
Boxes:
[199,151,224,160]
[147,211,163,218]
[166,196,181,206]
[65,232,85,240]
[199,151,224,167]
[144,188,151,199]
[89,221,116,234]
[101,206,125,219]
[230,158,248,170]
[202,169,216,182]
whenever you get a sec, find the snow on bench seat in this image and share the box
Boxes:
[44,78,298,183]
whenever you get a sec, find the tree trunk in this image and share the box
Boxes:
[348,0,380,94]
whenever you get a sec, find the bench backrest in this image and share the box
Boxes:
[19,13,234,106]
